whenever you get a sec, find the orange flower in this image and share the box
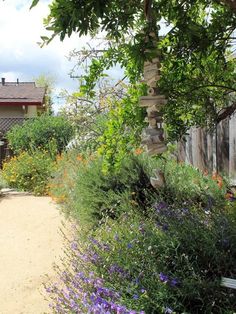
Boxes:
[212,172,218,181]
[134,147,143,155]
[77,154,84,161]
[217,180,223,189]
[56,154,63,162]
[203,170,208,176]
[212,172,223,189]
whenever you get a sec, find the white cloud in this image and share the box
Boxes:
[0,0,93,110]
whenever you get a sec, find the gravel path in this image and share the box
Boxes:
[0,195,66,314]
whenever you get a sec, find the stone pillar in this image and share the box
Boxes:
[140,34,167,155]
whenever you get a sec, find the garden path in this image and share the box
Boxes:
[0,194,66,314]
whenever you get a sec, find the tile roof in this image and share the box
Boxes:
[0,81,45,105]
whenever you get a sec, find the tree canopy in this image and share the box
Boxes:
[32,0,236,140]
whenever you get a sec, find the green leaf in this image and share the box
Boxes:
[30,0,40,10]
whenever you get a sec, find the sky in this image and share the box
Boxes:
[0,0,105,110]
[0,0,169,111]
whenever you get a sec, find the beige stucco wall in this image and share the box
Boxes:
[0,105,24,118]
[0,105,39,118]
[24,105,37,118]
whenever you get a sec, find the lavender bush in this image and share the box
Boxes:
[45,229,146,314]
[47,153,236,313]
[46,200,236,313]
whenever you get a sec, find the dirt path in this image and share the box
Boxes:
[0,194,66,314]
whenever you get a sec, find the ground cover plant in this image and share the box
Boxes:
[47,152,236,313]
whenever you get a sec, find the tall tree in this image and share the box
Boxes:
[34,74,55,115]
[32,0,236,139]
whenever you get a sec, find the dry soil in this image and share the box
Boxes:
[0,194,66,314]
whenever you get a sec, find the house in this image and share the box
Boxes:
[0,77,46,164]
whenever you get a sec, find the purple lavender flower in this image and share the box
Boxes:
[133,294,139,300]
[127,243,133,249]
[181,207,189,215]
[71,241,78,250]
[162,223,169,231]
[102,243,111,251]
[159,272,169,283]
[46,287,52,293]
[156,222,169,232]
[154,201,168,212]
[108,264,129,278]
[70,299,78,311]
[165,307,173,313]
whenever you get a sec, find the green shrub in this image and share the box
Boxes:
[49,153,160,227]
[6,114,74,156]
[156,157,227,208]
[2,150,55,195]
[49,152,227,227]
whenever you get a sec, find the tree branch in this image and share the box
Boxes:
[189,84,236,94]
[217,102,236,123]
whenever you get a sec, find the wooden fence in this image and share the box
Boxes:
[177,112,236,185]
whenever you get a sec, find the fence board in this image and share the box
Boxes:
[191,128,208,171]
[177,116,235,182]
[217,119,229,175]
[229,113,236,184]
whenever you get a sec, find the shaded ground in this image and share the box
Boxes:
[0,195,65,314]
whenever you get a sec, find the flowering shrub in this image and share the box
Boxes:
[2,150,55,195]
[49,152,227,226]
[46,203,236,313]
[47,152,236,313]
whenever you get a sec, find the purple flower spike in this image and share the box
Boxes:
[71,241,78,250]
[154,201,168,213]
[159,272,169,283]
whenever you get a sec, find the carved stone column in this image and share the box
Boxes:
[140,34,167,155]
